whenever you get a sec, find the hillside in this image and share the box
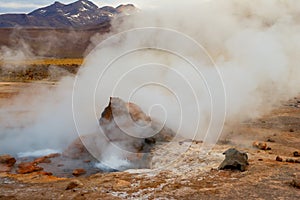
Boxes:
[0,0,135,28]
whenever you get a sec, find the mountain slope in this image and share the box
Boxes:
[0,0,135,28]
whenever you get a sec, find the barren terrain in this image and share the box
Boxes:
[0,68,299,199]
[0,27,108,58]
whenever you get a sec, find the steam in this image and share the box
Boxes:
[0,41,33,62]
[1,0,300,162]
[0,77,76,154]
[17,149,60,158]
[0,39,34,70]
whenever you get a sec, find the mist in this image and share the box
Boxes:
[1,0,300,159]
[0,38,34,71]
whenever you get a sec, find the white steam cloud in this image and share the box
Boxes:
[1,0,300,160]
[0,39,34,70]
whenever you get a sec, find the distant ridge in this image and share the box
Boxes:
[0,0,135,28]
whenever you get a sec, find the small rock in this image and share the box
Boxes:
[289,128,294,132]
[144,137,156,145]
[293,151,300,157]
[218,148,249,172]
[253,141,268,150]
[66,180,83,190]
[17,162,43,174]
[72,168,86,177]
[195,140,203,144]
[276,156,283,162]
[286,158,295,163]
[266,138,275,143]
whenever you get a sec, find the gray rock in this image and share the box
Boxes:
[218,148,249,172]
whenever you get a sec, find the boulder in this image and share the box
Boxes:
[218,148,249,172]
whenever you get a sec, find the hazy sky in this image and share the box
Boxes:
[0,0,138,14]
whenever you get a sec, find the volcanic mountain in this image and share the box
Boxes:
[0,0,135,28]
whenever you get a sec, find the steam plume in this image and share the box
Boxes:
[1,0,300,160]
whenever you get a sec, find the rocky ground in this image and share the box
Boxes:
[0,60,80,82]
[0,82,300,199]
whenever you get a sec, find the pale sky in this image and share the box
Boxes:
[0,0,140,14]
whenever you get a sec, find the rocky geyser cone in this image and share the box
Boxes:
[64,97,175,169]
